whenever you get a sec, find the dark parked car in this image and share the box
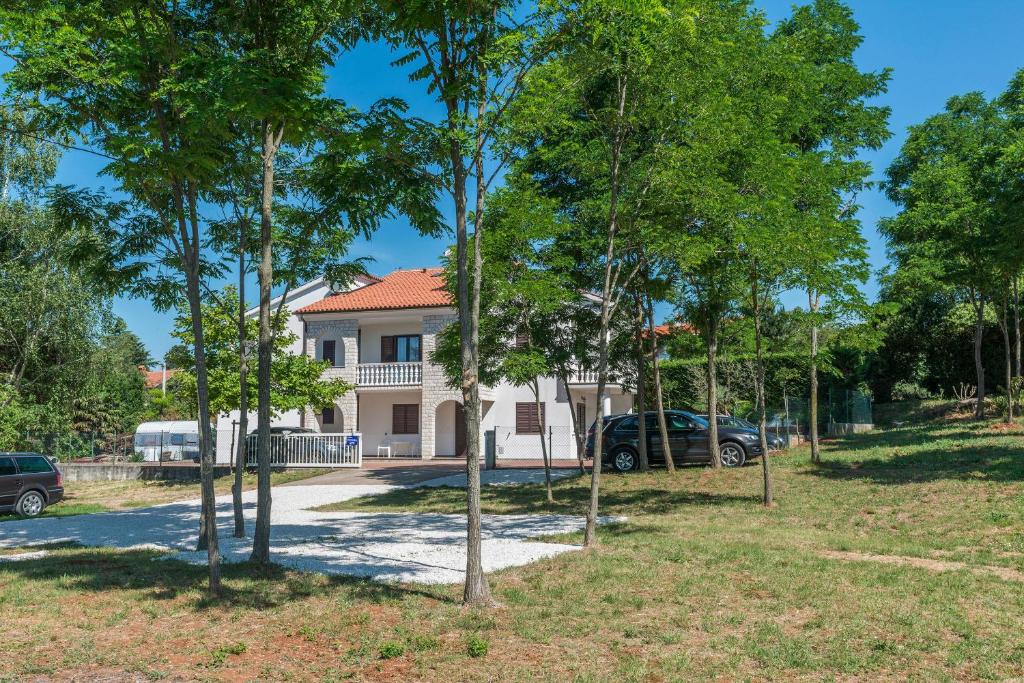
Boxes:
[585,410,769,471]
[699,414,786,451]
[0,452,64,518]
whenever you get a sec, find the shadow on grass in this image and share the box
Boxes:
[0,546,452,609]
[324,477,759,517]
[804,422,1024,485]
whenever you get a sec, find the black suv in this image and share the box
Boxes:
[0,452,64,517]
[585,410,766,471]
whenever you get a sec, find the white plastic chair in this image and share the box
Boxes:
[377,435,392,458]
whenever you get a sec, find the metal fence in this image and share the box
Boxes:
[492,425,576,462]
[827,388,873,425]
[20,430,137,462]
[244,433,362,468]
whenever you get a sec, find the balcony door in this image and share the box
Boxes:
[381,334,422,363]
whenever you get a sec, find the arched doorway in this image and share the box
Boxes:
[434,400,466,457]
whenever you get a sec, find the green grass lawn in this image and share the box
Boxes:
[0,468,330,522]
[1,419,1023,681]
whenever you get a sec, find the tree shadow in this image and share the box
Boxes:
[0,546,453,610]
[805,425,1024,485]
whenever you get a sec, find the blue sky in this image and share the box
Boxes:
[19,0,1024,362]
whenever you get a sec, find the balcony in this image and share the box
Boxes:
[568,369,619,385]
[357,362,422,387]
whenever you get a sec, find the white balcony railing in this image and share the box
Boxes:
[568,369,619,385]
[357,362,423,387]
[246,433,361,468]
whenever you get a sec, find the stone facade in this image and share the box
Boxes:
[420,314,462,458]
[304,319,359,432]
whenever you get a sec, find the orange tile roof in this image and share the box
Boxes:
[296,268,451,314]
[142,368,180,389]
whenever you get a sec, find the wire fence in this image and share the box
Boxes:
[492,425,577,462]
[18,428,239,464]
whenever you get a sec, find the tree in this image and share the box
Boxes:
[771,0,890,459]
[211,0,361,566]
[434,182,581,501]
[3,0,237,594]
[170,288,352,423]
[379,0,554,604]
[883,93,1007,420]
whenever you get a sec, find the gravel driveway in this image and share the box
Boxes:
[0,469,599,584]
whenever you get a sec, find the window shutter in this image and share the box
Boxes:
[322,340,336,366]
[381,335,396,363]
[576,402,586,435]
[392,404,419,434]
[515,332,529,348]
[516,402,545,434]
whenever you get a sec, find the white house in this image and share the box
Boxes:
[215,267,633,463]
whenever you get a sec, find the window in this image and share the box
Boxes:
[616,416,638,432]
[381,335,422,362]
[15,456,53,474]
[516,402,546,434]
[0,457,16,476]
[322,407,335,425]
[322,339,337,366]
[134,433,162,448]
[668,414,690,429]
[392,404,419,434]
[576,402,586,435]
[515,332,529,348]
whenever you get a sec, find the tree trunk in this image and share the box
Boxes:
[457,90,492,606]
[751,267,773,507]
[533,380,553,502]
[1000,294,1013,423]
[562,377,587,474]
[233,229,247,539]
[808,289,821,464]
[633,296,649,472]
[973,288,986,420]
[585,72,628,548]
[251,121,280,565]
[185,273,221,595]
[1014,278,1021,378]
[706,315,722,469]
[645,293,674,473]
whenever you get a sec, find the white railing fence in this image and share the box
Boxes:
[357,362,423,386]
[245,433,362,468]
[569,369,620,385]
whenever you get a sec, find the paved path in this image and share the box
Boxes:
[0,470,593,584]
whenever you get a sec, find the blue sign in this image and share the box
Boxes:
[345,435,359,447]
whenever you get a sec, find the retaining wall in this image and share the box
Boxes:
[60,463,233,482]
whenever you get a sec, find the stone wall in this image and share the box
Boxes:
[421,314,463,458]
[305,318,359,431]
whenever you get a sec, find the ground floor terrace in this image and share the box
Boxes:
[307,383,634,461]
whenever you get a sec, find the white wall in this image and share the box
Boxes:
[358,321,424,363]
[358,390,423,456]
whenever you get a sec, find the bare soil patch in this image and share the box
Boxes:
[819,549,1024,583]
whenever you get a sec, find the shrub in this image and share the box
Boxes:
[466,635,489,658]
[890,380,933,401]
[378,641,406,660]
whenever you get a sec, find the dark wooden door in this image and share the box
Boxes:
[455,403,467,457]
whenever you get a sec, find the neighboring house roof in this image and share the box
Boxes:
[244,273,381,318]
[296,268,450,314]
[643,322,697,339]
[141,367,180,390]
